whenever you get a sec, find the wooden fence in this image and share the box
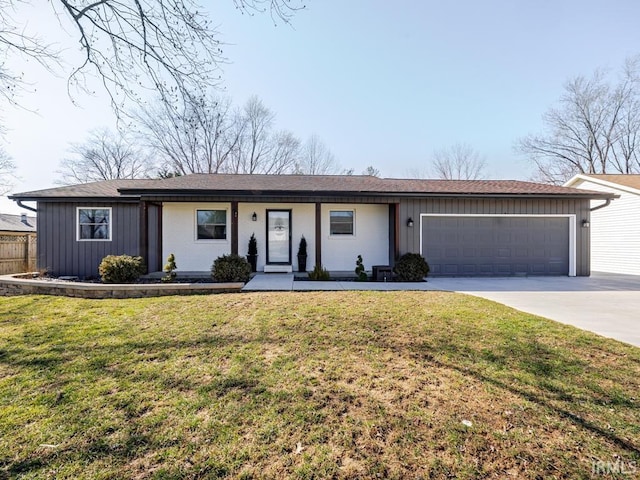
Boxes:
[0,233,37,275]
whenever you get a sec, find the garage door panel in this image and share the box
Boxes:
[514,247,528,257]
[495,264,511,275]
[530,263,546,274]
[422,216,569,276]
[462,264,477,274]
[463,247,475,257]
[430,263,442,275]
[444,264,460,275]
[514,263,529,274]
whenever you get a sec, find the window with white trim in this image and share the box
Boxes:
[329,210,354,235]
[77,208,112,241]
[196,209,227,240]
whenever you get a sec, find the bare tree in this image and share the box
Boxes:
[362,165,380,177]
[262,130,300,174]
[138,94,301,175]
[0,0,304,114]
[431,143,487,180]
[0,147,16,194]
[516,56,640,184]
[137,95,239,175]
[295,135,341,175]
[228,96,276,174]
[57,128,154,184]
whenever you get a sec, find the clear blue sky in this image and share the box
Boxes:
[2,0,640,213]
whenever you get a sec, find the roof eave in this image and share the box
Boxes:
[122,188,616,200]
[564,174,640,196]
[8,195,141,202]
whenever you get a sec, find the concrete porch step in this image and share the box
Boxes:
[263,265,293,273]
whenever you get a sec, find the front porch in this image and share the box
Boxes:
[151,200,398,274]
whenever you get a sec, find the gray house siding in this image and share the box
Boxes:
[33,196,594,278]
[37,202,140,278]
[398,197,591,276]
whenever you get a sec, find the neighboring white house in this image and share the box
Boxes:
[564,174,640,275]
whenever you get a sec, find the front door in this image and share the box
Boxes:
[266,210,292,265]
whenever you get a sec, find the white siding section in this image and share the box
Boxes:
[321,204,388,271]
[573,180,640,275]
[238,203,315,272]
[163,202,231,271]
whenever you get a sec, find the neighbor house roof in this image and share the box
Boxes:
[564,174,640,195]
[0,213,36,232]
[10,174,615,201]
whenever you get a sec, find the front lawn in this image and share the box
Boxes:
[0,292,638,479]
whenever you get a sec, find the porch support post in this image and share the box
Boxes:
[390,203,400,265]
[156,203,163,272]
[315,202,322,267]
[140,200,149,268]
[231,201,239,255]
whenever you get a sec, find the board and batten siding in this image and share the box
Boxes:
[572,180,640,275]
[398,197,592,276]
[37,202,140,278]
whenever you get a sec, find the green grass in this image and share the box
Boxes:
[0,292,638,479]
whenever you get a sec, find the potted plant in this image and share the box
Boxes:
[297,235,308,272]
[247,233,258,272]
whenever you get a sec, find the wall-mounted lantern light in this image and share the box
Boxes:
[407,217,414,228]
[251,212,258,222]
[581,219,590,228]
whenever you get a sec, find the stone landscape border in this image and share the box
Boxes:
[0,275,243,299]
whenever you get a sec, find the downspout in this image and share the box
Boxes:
[590,198,612,212]
[16,200,37,213]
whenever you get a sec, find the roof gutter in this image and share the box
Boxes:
[590,198,612,212]
[16,200,37,213]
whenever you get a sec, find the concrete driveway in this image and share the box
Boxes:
[426,272,640,348]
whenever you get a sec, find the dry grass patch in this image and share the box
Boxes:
[0,292,638,479]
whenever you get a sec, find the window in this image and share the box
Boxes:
[329,210,354,235]
[77,208,111,241]
[196,209,227,240]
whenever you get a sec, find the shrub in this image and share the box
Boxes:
[394,253,430,282]
[355,254,368,281]
[99,254,146,283]
[308,264,330,281]
[211,254,251,283]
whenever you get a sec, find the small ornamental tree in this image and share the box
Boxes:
[297,235,308,272]
[248,234,258,256]
[247,234,258,272]
[297,236,307,256]
[355,255,368,281]
[162,253,177,283]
